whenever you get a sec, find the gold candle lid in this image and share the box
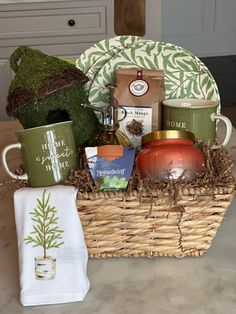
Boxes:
[141,130,195,145]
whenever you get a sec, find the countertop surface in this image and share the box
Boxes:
[0,120,236,314]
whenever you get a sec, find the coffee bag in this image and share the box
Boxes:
[114,68,165,147]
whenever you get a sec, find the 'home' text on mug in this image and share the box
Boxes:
[35,139,74,171]
[166,120,187,129]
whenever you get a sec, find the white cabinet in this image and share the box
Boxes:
[0,0,114,121]
[0,0,163,121]
[162,0,236,57]
[3,0,235,119]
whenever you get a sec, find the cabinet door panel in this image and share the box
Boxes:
[162,0,236,57]
[0,7,106,39]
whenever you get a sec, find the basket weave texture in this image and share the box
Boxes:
[77,185,235,258]
[14,147,235,258]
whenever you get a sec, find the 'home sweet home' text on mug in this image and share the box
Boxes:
[1,121,77,187]
[162,99,232,148]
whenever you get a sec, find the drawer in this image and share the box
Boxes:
[0,2,107,39]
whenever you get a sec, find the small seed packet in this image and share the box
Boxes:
[85,145,135,191]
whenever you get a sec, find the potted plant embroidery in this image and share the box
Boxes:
[24,190,64,280]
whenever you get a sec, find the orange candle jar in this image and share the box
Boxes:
[136,130,205,182]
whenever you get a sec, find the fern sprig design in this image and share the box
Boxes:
[24,190,64,258]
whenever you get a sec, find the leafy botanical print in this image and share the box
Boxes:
[77,36,152,91]
[24,189,64,259]
[76,37,220,111]
[76,36,151,72]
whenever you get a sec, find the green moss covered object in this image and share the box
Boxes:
[15,86,100,146]
[6,46,100,146]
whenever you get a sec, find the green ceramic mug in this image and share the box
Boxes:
[1,121,78,187]
[162,99,232,148]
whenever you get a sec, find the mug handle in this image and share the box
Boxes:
[1,143,28,180]
[211,113,232,149]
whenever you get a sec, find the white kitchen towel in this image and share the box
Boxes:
[14,185,90,306]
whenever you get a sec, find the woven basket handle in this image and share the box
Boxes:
[10,46,28,74]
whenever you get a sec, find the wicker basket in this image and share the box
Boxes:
[77,184,235,258]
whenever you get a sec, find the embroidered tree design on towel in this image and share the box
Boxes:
[24,189,64,280]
